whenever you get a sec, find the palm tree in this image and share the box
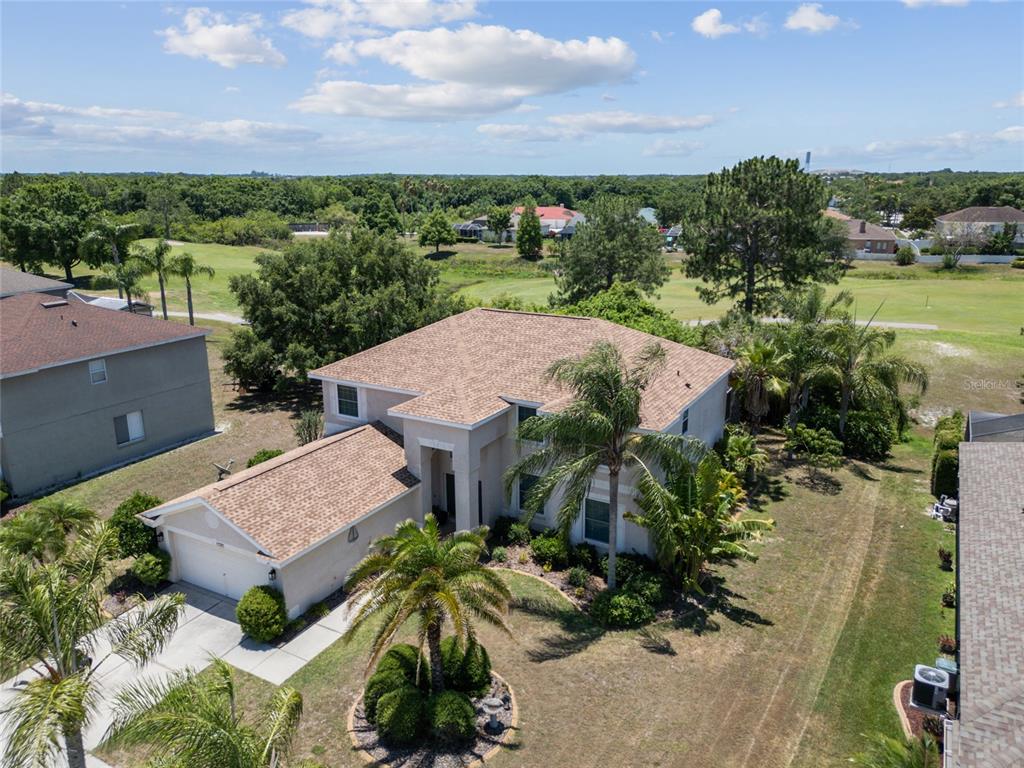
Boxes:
[723,429,769,487]
[821,312,929,437]
[0,524,184,768]
[102,258,149,313]
[0,498,96,563]
[343,515,511,695]
[101,658,302,768]
[134,239,172,320]
[80,219,140,299]
[850,733,940,768]
[734,337,789,434]
[776,285,854,427]
[504,341,705,589]
[167,251,215,326]
[629,452,774,593]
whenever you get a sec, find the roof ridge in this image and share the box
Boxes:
[477,307,592,321]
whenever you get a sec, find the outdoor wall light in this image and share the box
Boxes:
[268,568,277,582]
[347,526,359,543]
[155,531,164,543]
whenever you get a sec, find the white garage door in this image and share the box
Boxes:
[170,532,269,600]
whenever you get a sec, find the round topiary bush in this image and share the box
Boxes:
[363,669,409,723]
[130,550,171,587]
[427,690,476,744]
[376,686,425,745]
[843,410,897,461]
[440,636,492,696]
[110,491,163,558]
[491,546,508,563]
[236,585,287,642]
[530,533,568,569]
[590,589,655,629]
[375,643,429,689]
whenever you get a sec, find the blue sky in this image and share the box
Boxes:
[2,1,1022,175]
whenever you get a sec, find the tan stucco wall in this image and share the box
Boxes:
[0,336,214,497]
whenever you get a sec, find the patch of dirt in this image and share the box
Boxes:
[931,341,971,358]
[489,545,602,608]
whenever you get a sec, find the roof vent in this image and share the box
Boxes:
[40,299,68,308]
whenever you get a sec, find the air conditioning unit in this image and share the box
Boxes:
[911,664,950,711]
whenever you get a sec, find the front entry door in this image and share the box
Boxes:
[445,473,456,518]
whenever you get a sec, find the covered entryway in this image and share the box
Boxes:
[168,531,269,600]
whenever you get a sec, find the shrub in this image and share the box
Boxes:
[590,589,655,629]
[941,580,957,608]
[843,410,897,461]
[938,547,953,571]
[490,516,517,544]
[130,550,171,587]
[110,491,163,558]
[622,572,668,607]
[938,634,957,654]
[375,643,429,688]
[376,686,425,744]
[306,601,331,620]
[294,409,324,446]
[530,533,569,568]
[491,546,508,563]
[894,247,917,266]
[1011,257,1024,269]
[427,690,476,744]
[223,327,277,392]
[570,542,597,571]
[507,522,532,545]
[247,449,284,468]
[567,565,590,588]
[940,252,960,270]
[517,551,529,565]
[931,448,959,498]
[236,585,287,642]
[364,669,409,723]
[600,552,655,585]
[440,636,492,695]
[934,429,961,451]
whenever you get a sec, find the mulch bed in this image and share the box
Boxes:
[351,675,514,768]
[274,585,349,645]
[102,572,170,618]
[896,680,947,749]
[488,544,602,608]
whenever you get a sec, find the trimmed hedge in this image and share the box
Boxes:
[364,669,409,723]
[843,411,898,461]
[110,492,163,558]
[427,690,476,744]
[247,448,284,468]
[131,550,171,587]
[376,686,425,744]
[931,449,959,498]
[375,643,429,689]
[236,586,287,642]
[530,533,569,568]
[590,589,655,628]
[440,636,492,696]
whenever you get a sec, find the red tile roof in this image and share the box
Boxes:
[0,292,208,378]
[513,205,580,222]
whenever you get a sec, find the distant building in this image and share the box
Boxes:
[512,204,585,238]
[0,267,71,299]
[965,411,1024,443]
[935,206,1024,244]
[0,293,214,498]
[453,215,491,241]
[824,209,897,255]
[638,207,658,225]
[68,290,154,316]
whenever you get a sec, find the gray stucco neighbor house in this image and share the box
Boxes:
[0,292,215,498]
[0,266,72,298]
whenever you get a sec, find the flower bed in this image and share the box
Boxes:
[349,673,516,768]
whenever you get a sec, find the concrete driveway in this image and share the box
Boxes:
[2,582,358,763]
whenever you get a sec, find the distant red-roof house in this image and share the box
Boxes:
[824,210,897,255]
[512,204,586,237]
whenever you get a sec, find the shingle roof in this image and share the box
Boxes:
[946,443,1024,767]
[0,292,207,378]
[0,267,71,298]
[967,411,1024,440]
[844,218,896,242]
[149,423,419,562]
[937,206,1024,224]
[309,308,734,430]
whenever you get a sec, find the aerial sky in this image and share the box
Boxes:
[2,1,1022,175]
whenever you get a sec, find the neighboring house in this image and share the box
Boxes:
[453,215,491,241]
[142,308,733,617]
[638,207,658,225]
[68,289,154,316]
[0,266,71,298]
[512,204,586,238]
[0,293,214,497]
[965,410,1024,442]
[944,442,1024,767]
[663,225,682,248]
[935,206,1024,244]
[825,209,898,255]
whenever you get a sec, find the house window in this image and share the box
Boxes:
[584,498,610,544]
[114,410,145,446]
[519,473,540,515]
[89,359,107,385]
[681,408,690,435]
[864,241,872,252]
[517,405,537,424]
[337,385,359,418]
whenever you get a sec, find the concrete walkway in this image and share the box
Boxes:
[166,310,245,325]
[1,582,358,762]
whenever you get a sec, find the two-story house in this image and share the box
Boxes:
[140,309,733,617]
[0,292,215,498]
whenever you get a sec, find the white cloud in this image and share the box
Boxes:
[784,4,842,34]
[650,30,673,43]
[993,91,1024,109]
[292,80,521,120]
[642,139,703,157]
[816,126,1022,163]
[355,25,635,94]
[325,40,356,64]
[602,93,617,102]
[224,86,241,93]
[692,9,740,39]
[2,92,177,122]
[743,14,771,36]
[160,8,286,68]
[280,0,478,40]
[994,125,1024,143]
[478,110,716,142]
[902,0,969,7]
